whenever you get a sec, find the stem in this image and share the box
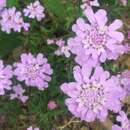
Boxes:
[56,117,80,130]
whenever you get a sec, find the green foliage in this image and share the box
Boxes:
[0,32,22,58]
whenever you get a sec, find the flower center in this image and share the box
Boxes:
[76,81,106,112]
[82,25,108,54]
[25,64,40,79]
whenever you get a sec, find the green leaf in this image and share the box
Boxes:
[0,32,22,58]
[7,0,19,7]
[43,0,66,20]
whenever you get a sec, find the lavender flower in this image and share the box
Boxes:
[112,111,130,130]
[10,84,28,103]
[23,1,45,21]
[55,39,71,58]
[61,65,125,122]
[27,126,40,130]
[0,60,13,95]
[14,53,53,90]
[68,8,125,66]
[0,7,30,33]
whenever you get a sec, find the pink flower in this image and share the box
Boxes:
[14,53,53,90]
[68,8,125,66]
[61,65,125,122]
[47,101,58,110]
[10,84,28,103]
[0,7,30,33]
[55,45,71,58]
[23,1,45,21]
[27,126,40,130]
[0,60,13,95]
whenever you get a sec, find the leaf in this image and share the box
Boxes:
[43,0,66,20]
[0,32,22,58]
[7,0,19,7]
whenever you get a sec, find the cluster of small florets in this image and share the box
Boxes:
[0,53,52,104]
[47,38,71,58]
[0,0,45,33]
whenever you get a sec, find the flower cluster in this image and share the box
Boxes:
[61,65,125,122]
[47,39,71,58]
[112,111,130,130]
[10,84,28,103]
[68,8,125,66]
[0,7,30,33]
[14,53,53,90]
[23,1,45,21]
[0,1,45,33]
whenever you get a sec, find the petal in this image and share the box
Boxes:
[73,66,83,83]
[95,9,108,26]
[109,19,123,31]
[83,7,96,24]
[108,31,124,42]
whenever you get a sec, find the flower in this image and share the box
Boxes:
[0,0,6,9]
[47,38,71,58]
[61,65,125,122]
[118,70,130,96]
[68,8,125,66]
[14,53,53,90]
[10,84,28,103]
[0,7,30,33]
[23,1,45,21]
[47,100,58,110]
[27,126,40,130]
[54,39,71,58]
[81,0,100,10]
[112,111,130,130]
[0,60,13,95]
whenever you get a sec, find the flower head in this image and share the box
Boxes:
[61,65,125,122]
[23,1,45,21]
[112,111,130,130]
[14,53,53,90]
[68,8,125,66]
[10,84,28,103]
[0,60,13,95]
[0,7,30,33]
[47,100,58,110]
